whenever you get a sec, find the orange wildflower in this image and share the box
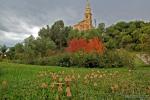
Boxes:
[66,86,72,97]
[40,83,48,89]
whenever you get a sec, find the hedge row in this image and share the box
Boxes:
[13,50,134,69]
[58,50,134,68]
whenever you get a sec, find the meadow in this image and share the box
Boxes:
[0,62,150,100]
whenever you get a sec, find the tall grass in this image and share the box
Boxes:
[0,62,150,99]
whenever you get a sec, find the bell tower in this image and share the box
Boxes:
[84,0,93,29]
[73,0,93,31]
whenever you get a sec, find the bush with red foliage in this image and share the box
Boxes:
[66,37,105,54]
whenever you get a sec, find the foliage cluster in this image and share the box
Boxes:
[11,49,134,69]
[58,50,134,69]
[0,45,7,59]
[66,37,105,53]
[4,20,71,62]
[103,21,150,51]
[1,20,150,67]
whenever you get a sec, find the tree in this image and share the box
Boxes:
[12,43,24,59]
[68,29,83,40]
[34,38,56,57]
[139,34,150,52]
[146,35,150,53]
[105,38,117,49]
[23,35,37,62]
[115,21,128,31]
[50,20,71,49]
[7,47,15,60]
[121,35,132,47]
[38,25,50,39]
[84,29,101,39]
[97,23,105,33]
[0,45,8,58]
[15,43,24,53]
[102,21,150,51]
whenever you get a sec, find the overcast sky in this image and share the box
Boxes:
[0,0,150,46]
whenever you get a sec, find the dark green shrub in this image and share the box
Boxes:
[27,59,36,65]
[12,55,61,66]
[68,52,100,68]
[117,49,135,69]
[33,55,61,66]
[71,51,85,66]
[47,56,61,66]
[80,53,99,68]
[106,50,134,68]
[58,50,134,68]
[13,59,35,65]
[103,51,124,68]
[83,57,99,68]
[102,50,134,68]
[36,58,48,65]
[58,54,72,67]
[11,49,134,69]
[134,44,142,51]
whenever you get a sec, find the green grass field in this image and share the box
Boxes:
[0,62,150,100]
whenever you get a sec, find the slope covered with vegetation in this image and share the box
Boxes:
[1,20,150,67]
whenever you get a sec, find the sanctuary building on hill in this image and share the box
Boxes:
[73,0,93,31]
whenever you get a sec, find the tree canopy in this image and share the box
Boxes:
[1,20,150,65]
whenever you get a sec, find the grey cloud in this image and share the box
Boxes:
[0,0,84,46]
[0,0,150,46]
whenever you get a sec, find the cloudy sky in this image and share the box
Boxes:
[0,0,150,46]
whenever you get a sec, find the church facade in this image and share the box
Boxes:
[73,0,93,31]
